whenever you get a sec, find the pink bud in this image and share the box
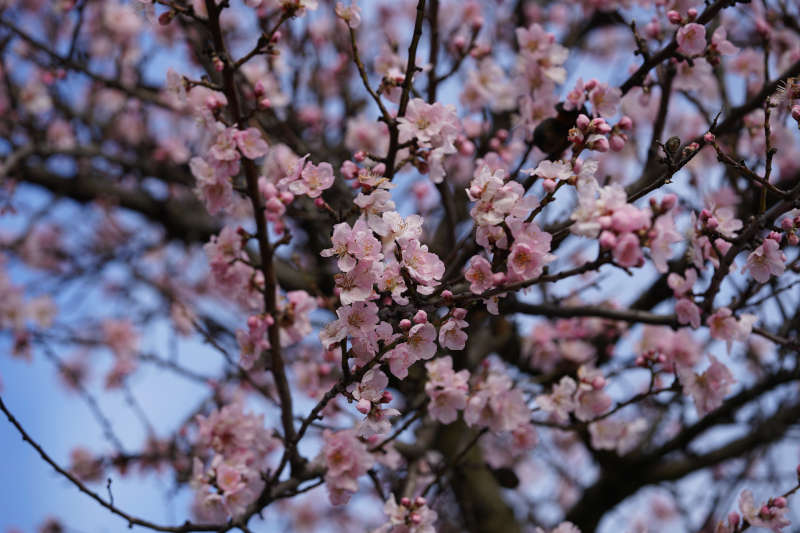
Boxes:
[705,216,719,230]
[667,10,681,24]
[773,497,787,508]
[279,191,294,204]
[590,137,610,152]
[591,376,606,389]
[400,497,411,507]
[469,185,483,199]
[576,114,591,130]
[214,57,224,72]
[399,319,412,330]
[452,307,467,320]
[789,234,799,246]
[489,138,501,150]
[441,290,453,302]
[635,355,646,367]
[542,178,557,193]
[687,142,700,152]
[453,35,466,51]
[459,139,476,156]
[413,310,428,324]
[380,390,393,403]
[356,398,371,414]
[768,231,782,241]
[354,151,366,162]
[415,496,427,507]
[266,197,284,213]
[699,208,711,221]
[703,132,715,143]
[687,8,698,20]
[492,272,506,285]
[259,97,272,109]
[254,81,265,98]
[727,512,740,526]
[496,129,508,141]
[610,134,626,152]
[781,217,794,231]
[271,30,282,43]
[584,79,598,91]
[314,197,325,208]
[599,231,617,249]
[645,20,661,40]
[791,105,800,121]
[661,194,677,210]
[410,513,422,524]
[618,116,633,130]
[760,505,771,517]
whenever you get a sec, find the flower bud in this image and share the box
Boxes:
[356,398,371,414]
[413,310,428,324]
[399,319,412,330]
[667,10,681,24]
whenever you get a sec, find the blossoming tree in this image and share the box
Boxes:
[2,0,800,532]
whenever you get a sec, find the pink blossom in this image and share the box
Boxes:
[377,262,409,305]
[406,322,437,361]
[574,366,612,422]
[677,23,707,56]
[236,314,273,369]
[745,238,786,283]
[667,268,697,297]
[425,356,469,424]
[283,161,334,198]
[612,233,643,268]
[675,298,702,329]
[335,260,378,305]
[400,239,445,293]
[677,356,735,416]
[465,255,494,294]
[535,376,577,422]
[588,83,621,118]
[739,490,791,532]
[711,27,738,56]
[650,213,682,273]
[438,316,468,351]
[190,157,233,215]
[209,126,240,162]
[707,308,757,353]
[589,417,647,455]
[466,368,531,433]
[322,429,374,505]
[335,2,361,28]
[233,127,269,159]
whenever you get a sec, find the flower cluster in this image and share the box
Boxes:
[322,429,375,505]
[192,402,278,520]
[424,356,470,424]
[571,166,681,271]
[373,495,438,533]
[397,99,460,183]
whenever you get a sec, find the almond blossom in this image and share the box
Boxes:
[745,238,786,283]
[677,356,735,416]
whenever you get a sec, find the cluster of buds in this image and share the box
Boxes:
[398,496,431,527]
[649,193,678,217]
[569,114,611,152]
[356,389,393,415]
[780,215,800,246]
[569,115,632,153]
[636,348,667,368]
[667,8,699,25]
